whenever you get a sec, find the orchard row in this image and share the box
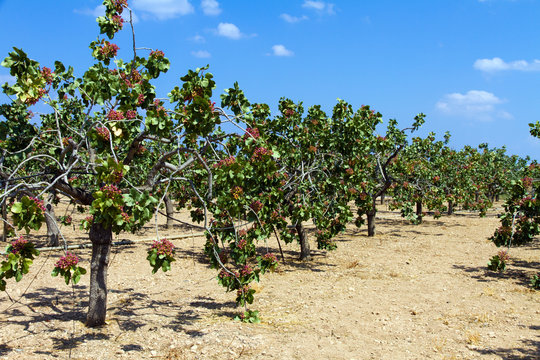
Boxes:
[0,0,538,326]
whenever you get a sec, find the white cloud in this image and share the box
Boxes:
[217,22,242,39]
[436,90,511,121]
[0,74,16,85]
[303,1,325,10]
[201,0,221,15]
[132,0,194,20]
[474,57,540,73]
[74,5,105,17]
[302,1,335,14]
[280,13,308,23]
[189,34,206,43]
[272,45,294,57]
[191,50,211,58]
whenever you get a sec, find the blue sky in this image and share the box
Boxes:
[0,0,539,159]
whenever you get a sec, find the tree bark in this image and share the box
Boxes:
[416,201,423,223]
[495,194,500,202]
[296,222,311,261]
[163,195,174,229]
[86,222,113,327]
[367,209,376,237]
[447,200,454,216]
[380,193,385,205]
[44,195,59,246]
[2,201,7,242]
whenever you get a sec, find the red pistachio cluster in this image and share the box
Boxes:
[10,237,28,254]
[150,238,175,257]
[522,176,533,188]
[55,252,79,270]
[251,147,272,162]
[236,285,250,298]
[236,238,247,250]
[497,250,510,262]
[243,127,260,140]
[107,109,124,120]
[29,197,46,212]
[100,184,122,198]
[218,252,228,264]
[214,156,235,168]
[25,88,46,105]
[262,253,278,263]
[249,200,263,213]
[99,41,119,58]
[120,70,142,88]
[96,127,111,141]
[153,99,166,113]
[41,67,54,84]
[218,269,230,279]
[61,215,73,225]
[284,109,295,117]
[120,210,130,222]
[112,0,128,13]
[240,264,253,277]
[150,50,165,59]
[111,15,124,29]
[231,186,243,200]
[111,170,123,183]
[125,110,137,119]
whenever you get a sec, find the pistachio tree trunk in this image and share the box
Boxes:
[447,200,454,215]
[367,208,376,237]
[296,222,311,261]
[163,195,174,229]
[86,222,113,327]
[2,201,7,242]
[44,197,59,246]
[416,201,423,224]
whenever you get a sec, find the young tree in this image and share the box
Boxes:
[0,0,243,326]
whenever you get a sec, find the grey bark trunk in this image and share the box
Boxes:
[44,199,59,247]
[380,193,385,205]
[367,209,376,237]
[296,222,311,261]
[2,201,7,242]
[416,201,423,223]
[164,195,174,229]
[86,222,112,327]
[447,200,454,215]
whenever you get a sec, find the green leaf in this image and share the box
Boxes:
[148,251,157,266]
[72,273,81,285]
[64,270,71,285]
[11,202,22,214]
[22,258,33,274]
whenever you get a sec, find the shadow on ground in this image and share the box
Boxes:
[472,328,539,360]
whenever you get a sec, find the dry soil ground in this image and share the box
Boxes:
[0,204,538,360]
